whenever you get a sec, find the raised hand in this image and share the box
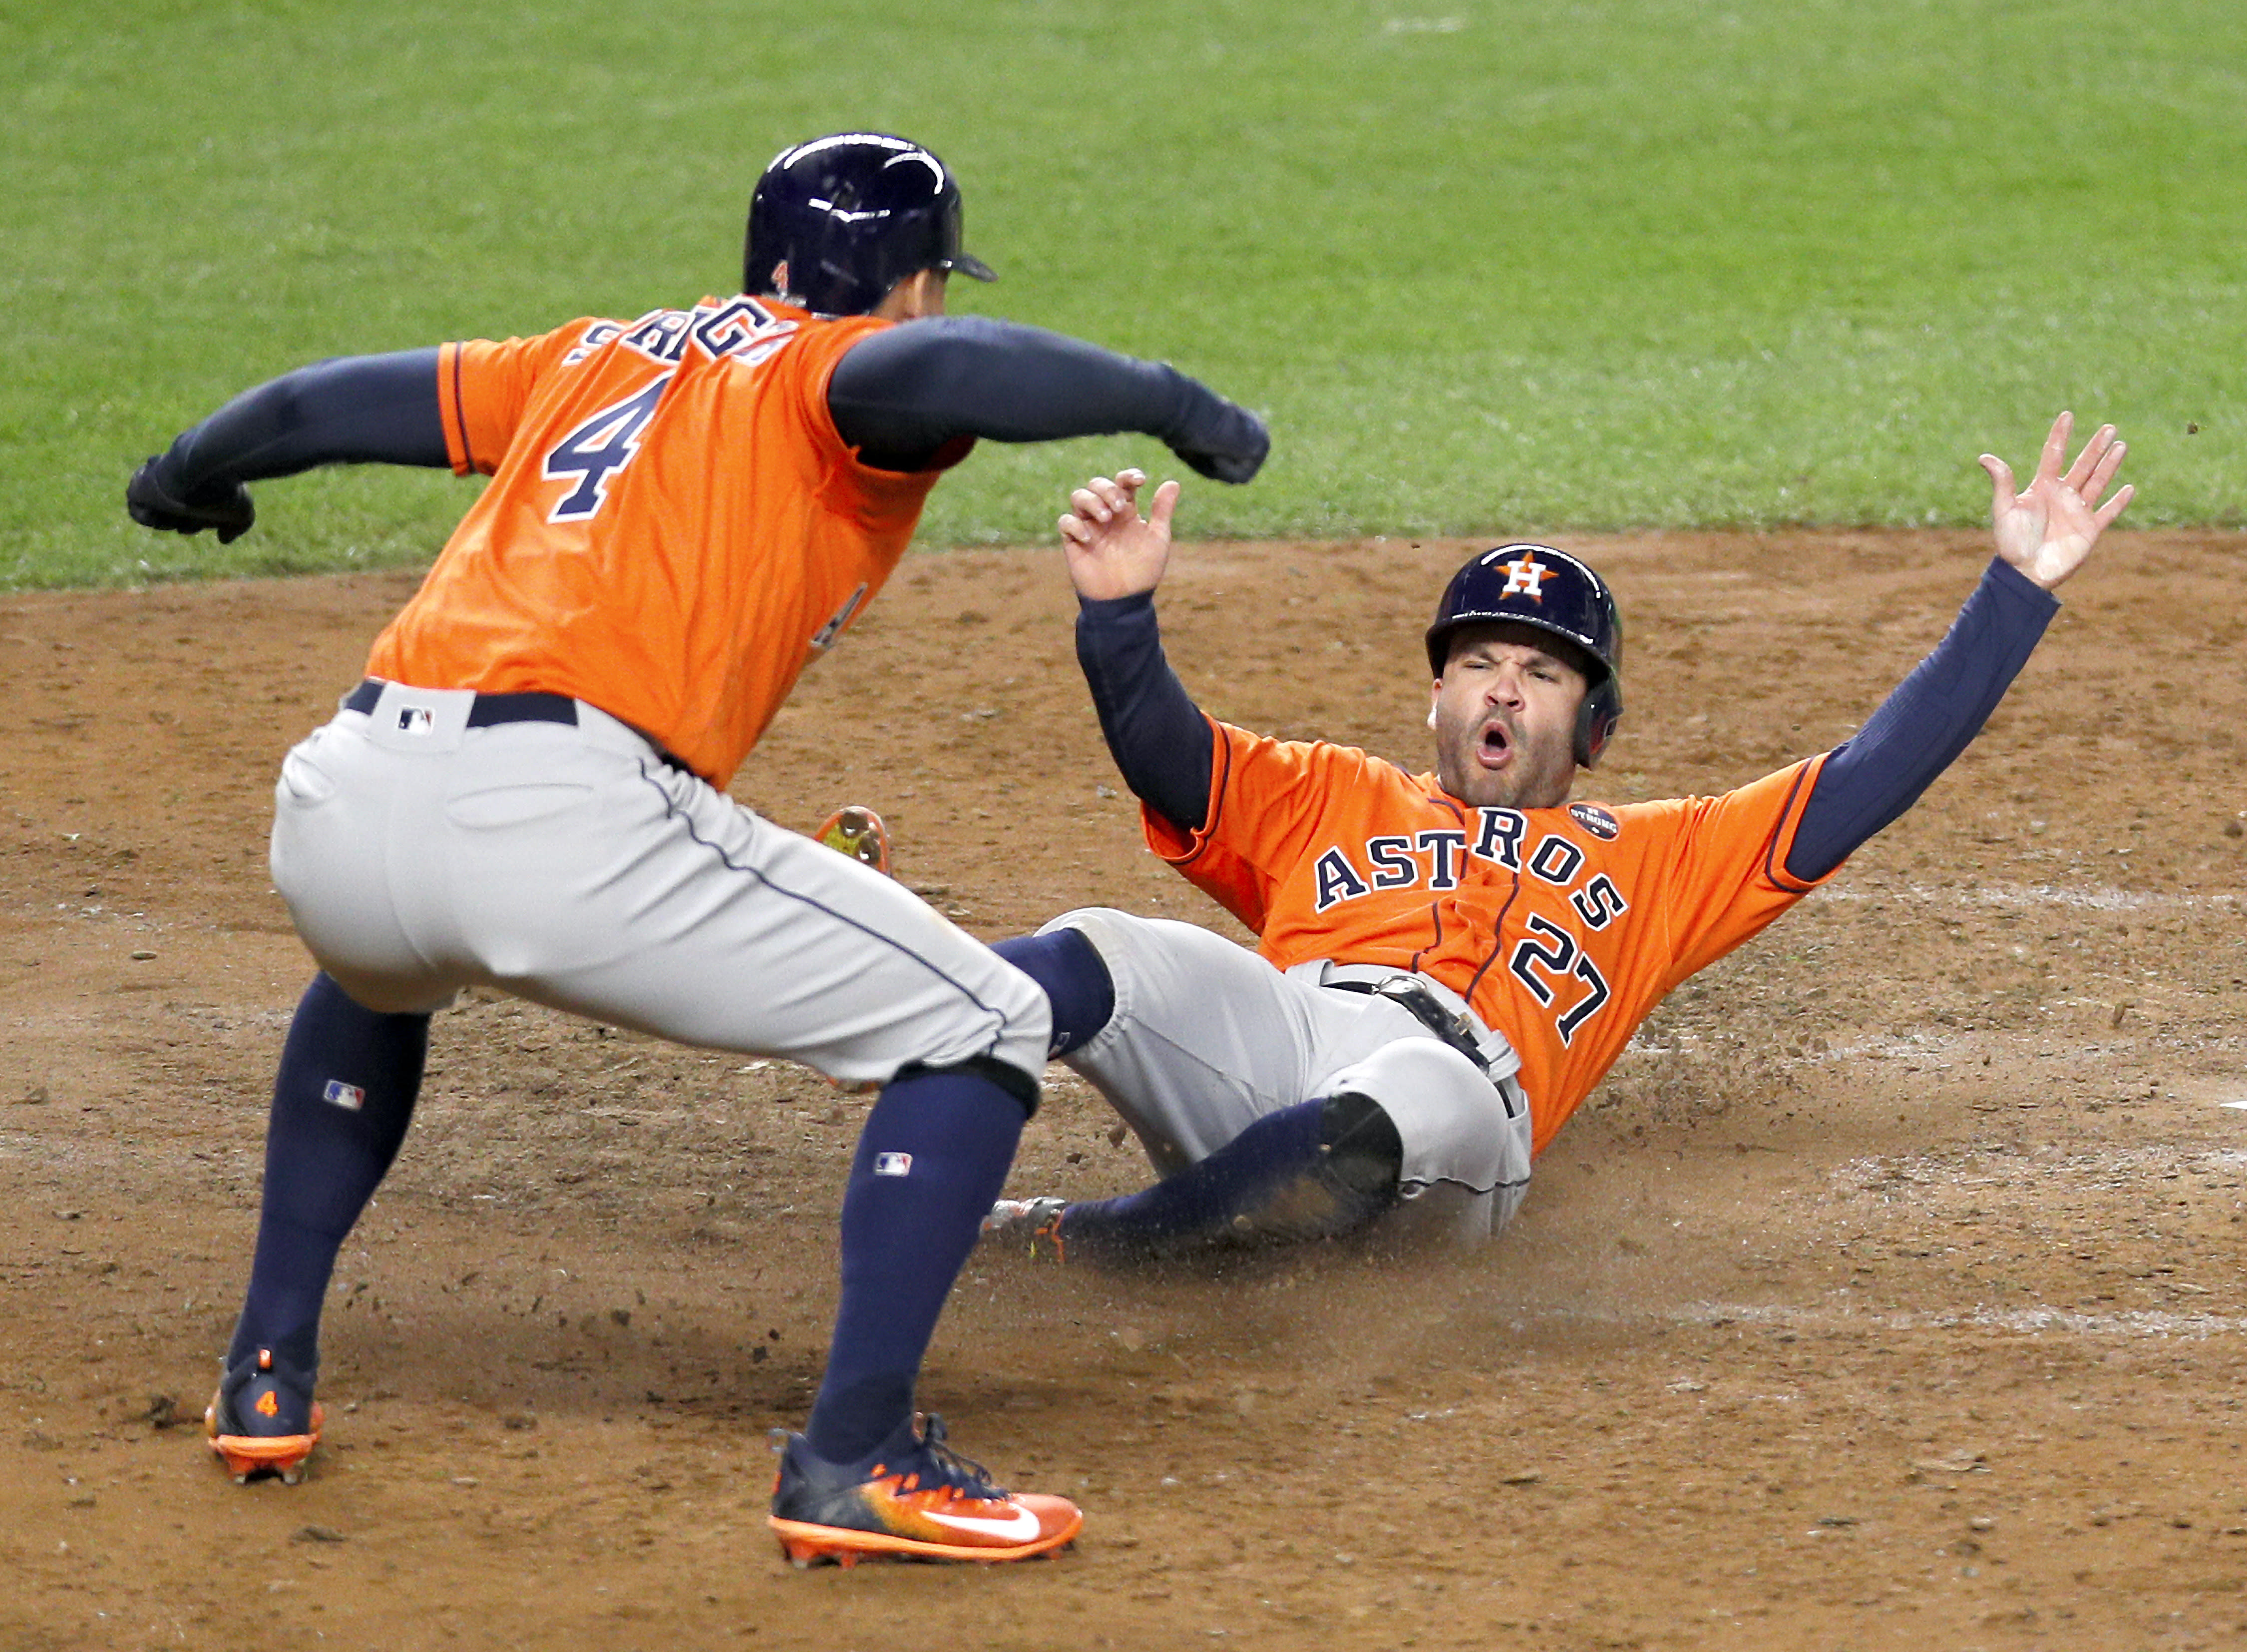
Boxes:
[1058,469,1181,601]
[1979,412,2132,591]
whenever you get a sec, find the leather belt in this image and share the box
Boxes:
[1323,972,1492,1075]
[341,679,698,778]
[343,678,577,728]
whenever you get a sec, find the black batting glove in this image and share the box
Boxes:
[1165,400,1269,486]
[127,456,256,544]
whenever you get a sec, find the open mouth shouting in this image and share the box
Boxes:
[1477,718,1515,771]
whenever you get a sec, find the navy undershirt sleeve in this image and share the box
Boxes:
[828,316,1261,474]
[155,350,448,493]
[1786,558,2058,882]
[1074,590,1214,837]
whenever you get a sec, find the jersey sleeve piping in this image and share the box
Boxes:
[1760,753,1836,894]
[1145,714,1232,866]
[438,342,476,476]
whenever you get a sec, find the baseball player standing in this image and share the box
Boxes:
[981,415,2129,1261]
[124,131,1266,1566]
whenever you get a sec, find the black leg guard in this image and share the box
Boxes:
[1057,1093,1404,1263]
[1318,1091,1405,1208]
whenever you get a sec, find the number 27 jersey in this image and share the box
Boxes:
[1147,722,1838,1156]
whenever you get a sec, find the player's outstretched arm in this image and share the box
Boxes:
[1784,412,2130,882]
[1060,469,1179,602]
[1062,469,1213,835]
[127,350,450,544]
[828,316,1267,481]
[1979,411,2132,590]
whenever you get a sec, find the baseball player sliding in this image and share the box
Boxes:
[124,132,1267,1567]
[980,414,2130,1262]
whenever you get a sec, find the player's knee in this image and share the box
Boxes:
[1389,1060,1517,1166]
[1417,1058,1515,1138]
[1034,904,1200,1010]
[311,961,459,1019]
[977,948,1055,1091]
[856,945,1050,1107]
[1349,1039,1504,1121]
[1327,1037,1526,1202]
[1034,906,1137,955]
[990,927,1115,1056]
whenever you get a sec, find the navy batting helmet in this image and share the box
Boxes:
[1425,544,1625,767]
[744,133,996,317]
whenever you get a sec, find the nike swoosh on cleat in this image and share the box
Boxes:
[921,1503,1044,1543]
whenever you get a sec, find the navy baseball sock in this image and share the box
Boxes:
[1059,1093,1401,1263]
[990,928,1114,1056]
[804,1067,1028,1465]
[227,973,427,1377]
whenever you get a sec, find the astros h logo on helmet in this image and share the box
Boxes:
[1498,552,1550,601]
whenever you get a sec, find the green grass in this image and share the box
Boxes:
[6,0,2244,587]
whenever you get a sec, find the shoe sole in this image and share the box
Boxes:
[814,807,892,877]
[767,1508,1083,1568]
[206,1401,325,1485]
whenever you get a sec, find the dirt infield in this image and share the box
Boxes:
[3,527,2244,1651]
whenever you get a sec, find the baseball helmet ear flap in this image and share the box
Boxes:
[1425,543,1625,769]
[744,132,997,317]
[1572,659,1624,768]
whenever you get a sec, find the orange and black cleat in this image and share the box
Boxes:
[768,1413,1081,1567]
[813,806,892,876]
[980,1197,1070,1262]
[205,1346,325,1485]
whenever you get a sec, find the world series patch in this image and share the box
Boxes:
[1569,803,1619,840]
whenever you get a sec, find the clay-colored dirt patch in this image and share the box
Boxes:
[2,528,2244,1650]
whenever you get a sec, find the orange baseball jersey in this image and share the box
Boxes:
[1146,725,1837,1156]
[366,297,966,787]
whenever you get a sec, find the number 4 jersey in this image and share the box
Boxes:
[366,298,966,789]
[1146,726,1839,1157]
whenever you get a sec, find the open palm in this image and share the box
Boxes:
[1979,412,2133,591]
[1058,469,1180,601]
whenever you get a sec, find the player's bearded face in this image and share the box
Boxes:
[1429,626,1587,810]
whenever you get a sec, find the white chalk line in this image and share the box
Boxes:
[1828,1144,2247,1201]
[1815,879,2236,913]
[1665,1299,2247,1341]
